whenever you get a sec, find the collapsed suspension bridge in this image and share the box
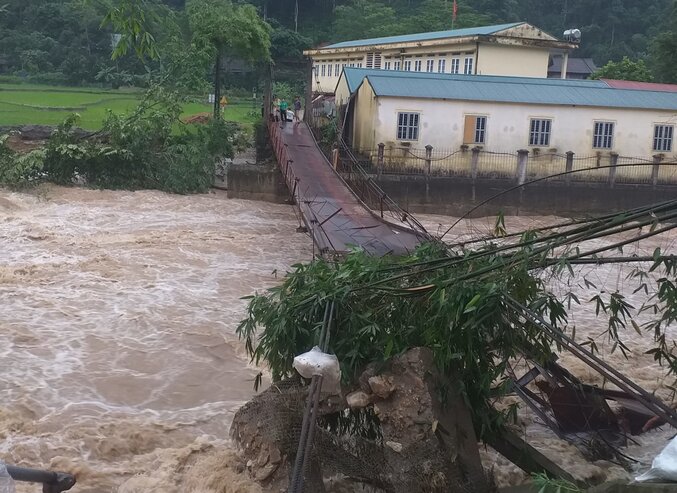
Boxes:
[268,120,431,256]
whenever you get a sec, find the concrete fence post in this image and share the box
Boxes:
[608,152,619,188]
[331,148,339,170]
[377,142,385,177]
[652,154,663,188]
[471,147,480,181]
[425,145,433,176]
[565,151,574,185]
[516,149,529,185]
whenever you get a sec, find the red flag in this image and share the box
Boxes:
[453,0,458,21]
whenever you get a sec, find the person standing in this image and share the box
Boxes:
[293,96,302,125]
[279,99,289,122]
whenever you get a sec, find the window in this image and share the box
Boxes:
[320,64,326,77]
[654,124,674,152]
[593,121,614,149]
[384,61,391,70]
[403,60,412,71]
[397,112,420,140]
[334,64,340,76]
[464,56,474,74]
[394,61,401,70]
[357,62,363,68]
[451,58,460,74]
[463,115,487,144]
[426,59,434,72]
[438,59,446,73]
[366,52,382,69]
[529,119,552,146]
[414,60,422,72]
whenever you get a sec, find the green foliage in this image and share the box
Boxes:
[649,1,677,83]
[187,0,271,60]
[592,56,653,82]
[532,473,581,493]
[2,85,238,193]
[0,135,46,187]
[237,243,562,440]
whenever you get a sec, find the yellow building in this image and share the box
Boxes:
[304,22,578,94]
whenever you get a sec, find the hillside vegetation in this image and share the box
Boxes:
[0,0,676,86]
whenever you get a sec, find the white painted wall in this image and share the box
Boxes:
[363,96,677,161]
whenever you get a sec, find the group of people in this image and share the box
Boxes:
[271,95,302,125]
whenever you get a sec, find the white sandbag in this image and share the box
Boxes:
[0,462,16,493]
[293,346,341,395]
[635,436,677,482]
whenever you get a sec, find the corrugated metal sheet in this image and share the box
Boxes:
[343,68,607,94]
[324,22,522,49]
[601,79,677,93]
[352,70,677,110]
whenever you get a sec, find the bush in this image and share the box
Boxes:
[18,86,239,193]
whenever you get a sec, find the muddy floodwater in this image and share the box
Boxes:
[1,186,676,491]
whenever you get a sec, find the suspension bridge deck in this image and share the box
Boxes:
[269,121,425,256]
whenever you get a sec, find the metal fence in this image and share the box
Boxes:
[358,144,677,187]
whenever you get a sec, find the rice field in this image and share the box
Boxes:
[0,84,260,130]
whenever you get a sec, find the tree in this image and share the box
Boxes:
[332,0,403,41]
[591,56,653,81]
[187,0,270,118]
[650,1,677,83]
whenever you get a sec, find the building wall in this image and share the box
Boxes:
[476,44,548,77]
[352,80,378,151]
[361,95,677,162]
[310,40,553,93]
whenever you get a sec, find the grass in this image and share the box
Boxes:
[0,83,260,130]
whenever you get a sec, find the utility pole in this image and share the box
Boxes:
[294,0,299,32]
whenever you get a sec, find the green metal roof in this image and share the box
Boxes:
[324,22,524,49]
[341,68,677,111]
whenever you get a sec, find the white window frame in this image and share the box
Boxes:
[403,60,412,71]
[451,58,460,74]
[593,121,614,149]
[426,59,434,72]
[396,112,420,141]
[357,62,362,68]
[529,119,552,147]
[321,64,326,77]
[653,124,674,152]
[394,61,401,70]
[414,60,422,72]
[474,116,487,144]
[384,61,391,70]
[438,59,446,73]
[464,56,474,74]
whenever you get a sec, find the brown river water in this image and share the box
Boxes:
[1,185,676,491]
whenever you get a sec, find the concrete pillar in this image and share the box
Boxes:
[425,145,433,175]
[377,143,385,176]
[652,154,663,188]
[609,152,619,188]
[471,147,480,181]
[565,151,574,185]
[561,51,569,79]
[516,149,529,185]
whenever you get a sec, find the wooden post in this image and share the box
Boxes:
[652,154,663,188]
[213,50,222,120]
[565,151,574,185]
[263,62,272,123]
[516,149,529,185]
[608,152,619,188]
